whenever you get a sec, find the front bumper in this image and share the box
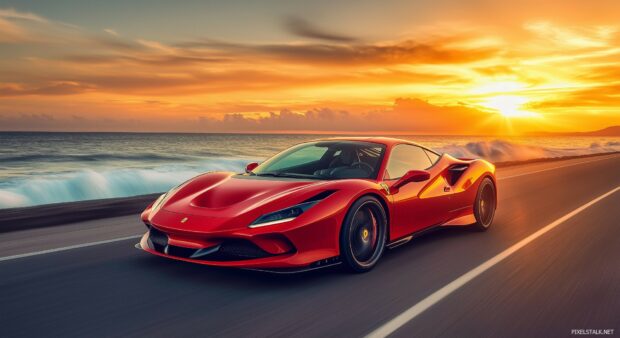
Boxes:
[136,218,341,270]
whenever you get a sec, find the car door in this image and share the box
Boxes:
[384,144,451,239]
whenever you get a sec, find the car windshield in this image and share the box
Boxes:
[250,141,386,180]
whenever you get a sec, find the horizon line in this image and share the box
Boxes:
[1,125,618,137]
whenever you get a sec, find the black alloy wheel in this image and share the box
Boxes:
[472,177,497,231]
[340,196,387,272]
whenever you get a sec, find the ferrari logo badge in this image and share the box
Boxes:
[180,217,188,223]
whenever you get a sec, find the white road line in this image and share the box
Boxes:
[366,185,620,338]
[498,154,618,180]
[0,235,142,262]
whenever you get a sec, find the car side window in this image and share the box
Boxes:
[424,149,440,165]
[385,144,432,179]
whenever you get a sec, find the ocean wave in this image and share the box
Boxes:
[0,158,248,208]
[0,140,618,209]
[0,152,195,163]
[437,140,620,162]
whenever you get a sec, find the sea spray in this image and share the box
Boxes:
[0,158,248,208]
[0,138,618,209]
[436,140,619,162]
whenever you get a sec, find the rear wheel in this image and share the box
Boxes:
[340,196,387,272]
[472,177,496,231]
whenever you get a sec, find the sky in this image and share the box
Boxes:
[0,0,619,134]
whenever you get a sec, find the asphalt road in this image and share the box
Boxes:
[1,154,619,337]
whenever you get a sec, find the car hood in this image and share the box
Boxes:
[161,173,331,219]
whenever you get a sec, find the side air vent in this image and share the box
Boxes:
[447,164,469,185]
[303,190,336,203]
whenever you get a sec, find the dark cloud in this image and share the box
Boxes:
[193,99,494,134]
[63,54,227,66]
[261,42,495,65]
[283,16,358,43]
[0,98,496,133]
[180,39,498,66]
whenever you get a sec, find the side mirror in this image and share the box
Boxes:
[245,162,259,173]
[393,170,430,190]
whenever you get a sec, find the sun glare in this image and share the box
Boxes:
[482,95,539,118]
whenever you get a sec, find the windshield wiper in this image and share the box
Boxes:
[254,172,282,177]
[255,172,323,179]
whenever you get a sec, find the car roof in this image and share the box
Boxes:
[313,136,425,148]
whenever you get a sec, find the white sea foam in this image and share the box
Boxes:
[436,140,620,162]
[0,158,248,208]
[0,140,618,209]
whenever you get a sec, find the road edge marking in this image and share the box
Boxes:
[0,234,143,262]
[366,185,620,338]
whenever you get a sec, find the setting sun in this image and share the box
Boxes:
[482,95,540,118]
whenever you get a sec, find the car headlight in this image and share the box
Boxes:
[152,193,168,210]
[151,185,180,212]
[249,201,319,228]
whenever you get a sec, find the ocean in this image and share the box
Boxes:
[1,132,618,209]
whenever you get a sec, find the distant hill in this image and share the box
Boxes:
[527,126,620,137]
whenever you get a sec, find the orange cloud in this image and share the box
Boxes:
[0,82,89,96]
[0,6,619,134]
[0,98,502,134]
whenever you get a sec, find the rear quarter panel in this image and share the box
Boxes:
[447,158,496,224]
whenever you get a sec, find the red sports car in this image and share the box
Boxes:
[137,137,497,273]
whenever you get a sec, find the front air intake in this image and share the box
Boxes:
[147,227,168,252]
[147,232,290,261]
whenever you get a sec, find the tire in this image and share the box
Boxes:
[471,177,497,231]
[340,196,387,273]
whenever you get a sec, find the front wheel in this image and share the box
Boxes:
[340,196,387,273]
[471,177,497,231]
